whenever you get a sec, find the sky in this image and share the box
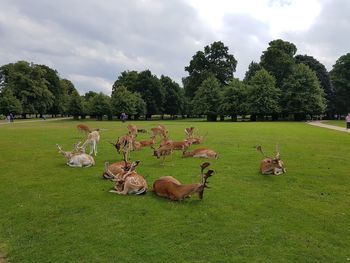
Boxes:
[0,0,349,95]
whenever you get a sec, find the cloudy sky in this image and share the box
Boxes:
[0,0,349,95]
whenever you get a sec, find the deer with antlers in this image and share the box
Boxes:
[102,152,131,180]
[56,143,95,167]
[153,162,214,201]
[256,145,286,175]
[109,160,148,195]
[79,129,100,156]
[184,127,195,138]
[182,148,218,159]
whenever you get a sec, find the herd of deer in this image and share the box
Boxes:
[56,123,286,201]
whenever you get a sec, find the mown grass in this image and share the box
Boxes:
[0,120,349,262]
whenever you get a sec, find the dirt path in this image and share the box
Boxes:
[0,117,71,126]
[307,121,350,133]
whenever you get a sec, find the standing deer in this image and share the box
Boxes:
[56,143,95,167]
[182,148,218,159]
[256,145,286,175]
[109,160,148,195]
[127,124,138,136]
[151,125,168,139]
[153,162,214,201]
[80,129,100,156]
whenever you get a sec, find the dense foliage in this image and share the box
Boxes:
[0,40,347,121]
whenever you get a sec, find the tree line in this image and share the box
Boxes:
[0,39,349,121]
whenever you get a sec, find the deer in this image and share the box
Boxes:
[151,125,168,139]
[185,132,207,145]
[182,148,218,159]
[153,162,214,201]
[102,152,131,180]
[127,124,138,136]
[168,140,191,151]
[56,143,95,167]
[109,160,148,195]
[79,129,100,156]
[76,124,91,134]
[152,144,173,165]
[139,136,156,147]
[256,145,286,175]
[184,127,195,138]
[110,134,134,162]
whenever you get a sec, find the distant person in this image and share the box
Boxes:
[6,114,10,123]
[120,112,127,123]
[346,113,350,130]
[9,113,14,122]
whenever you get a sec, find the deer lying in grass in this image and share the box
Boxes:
[153,162,214,201]
[185,127,195,138]
[76,124,91,134]
[80,129,100,156]
[256,145,286,175]
[102,152,131,180]
[109,160,148,195]
[152,144,173,165]
[182,148,218,159]
[56,143,95,167]
[139,137,156,147]
[168,140,191,151]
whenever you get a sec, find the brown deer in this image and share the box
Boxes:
[184,127,195,138]
[151,125,168,138]
[110,134,134,162]
[109,160,148,195]
[256,145,286,175]
[76,124,91,134]
[152,144,173,165]
[185,132,207,145]
[182,148,218,159]
[102,152,131,180]
[168,140,191,151]
[127,124,138,136]
[153,162,214,201]
[139,137,156,147]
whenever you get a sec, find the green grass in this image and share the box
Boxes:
[0,120,349,262]
[322,120,348,128]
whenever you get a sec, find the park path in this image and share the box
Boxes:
[307,121,350,133]
[0,117,71,126]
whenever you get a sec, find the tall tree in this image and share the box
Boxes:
[220,79,250,121]
[282,64,326,120]
[66,90,84,120]
[260,39,297,88]
[0,89,22,115]
[244,61,262,83]
[295,54,333,114]
[192,75,222,121]
[184,41,237,98]
[248,69,281,120]
[88,93,112,120]
[161,75,184,118]
[329,53,350,114]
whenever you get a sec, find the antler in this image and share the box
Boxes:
[275,144,280,160]
[256,145,268,157]
[56,144,63,153]
[200,162,211,183]
[198,169,214,200]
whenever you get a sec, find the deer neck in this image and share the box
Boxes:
[175,183,201,199]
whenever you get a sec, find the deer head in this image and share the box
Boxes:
[256,145,286,175]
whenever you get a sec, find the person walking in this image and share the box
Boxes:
[9,113,14,122]
[346,113,350,130]
[120,112,127,123]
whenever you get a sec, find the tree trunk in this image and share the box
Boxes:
[250,114,256,121]
[220,115,225,121]
[207,114,217,121]
[231,114,237,122]
[146,114,152,120]
[73,115,79,120]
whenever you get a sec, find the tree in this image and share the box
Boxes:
[282,64,326,120]
[248,69,281,120]
[260,39,297,88]
[161,75,184,118]
[66,90,84,120]
[184,41,237,99]
[88,93,112,120]
[192,76,222,121]
[330,53,350,114]
[220,79,250,121]
[295,54,333,115]
[244,61,262,83]
[0,89,22,115]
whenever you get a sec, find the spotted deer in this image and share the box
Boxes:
[256,145,286,175]
[56,143,95,167]
[182,148,218,159]
[153,162,214,201]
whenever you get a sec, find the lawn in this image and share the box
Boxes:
[0,119,349,262]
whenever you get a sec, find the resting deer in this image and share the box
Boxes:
[168,140,191,151]
[152,144,173,165]
[77,124,91,134]
[139,137,156,147]
[80,129,100,156]
[109,160,148,195]
[56,143,95,167]
[185,127,195,138]
[185,132,207,145]
[153,162,214,201]
[102,152,131,180]
[256,145,286,175]
[182,148,218,159]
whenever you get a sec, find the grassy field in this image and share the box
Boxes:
[0,119,349,262]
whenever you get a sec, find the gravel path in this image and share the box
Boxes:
[0,117,71,125]
[307,121,350,133]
